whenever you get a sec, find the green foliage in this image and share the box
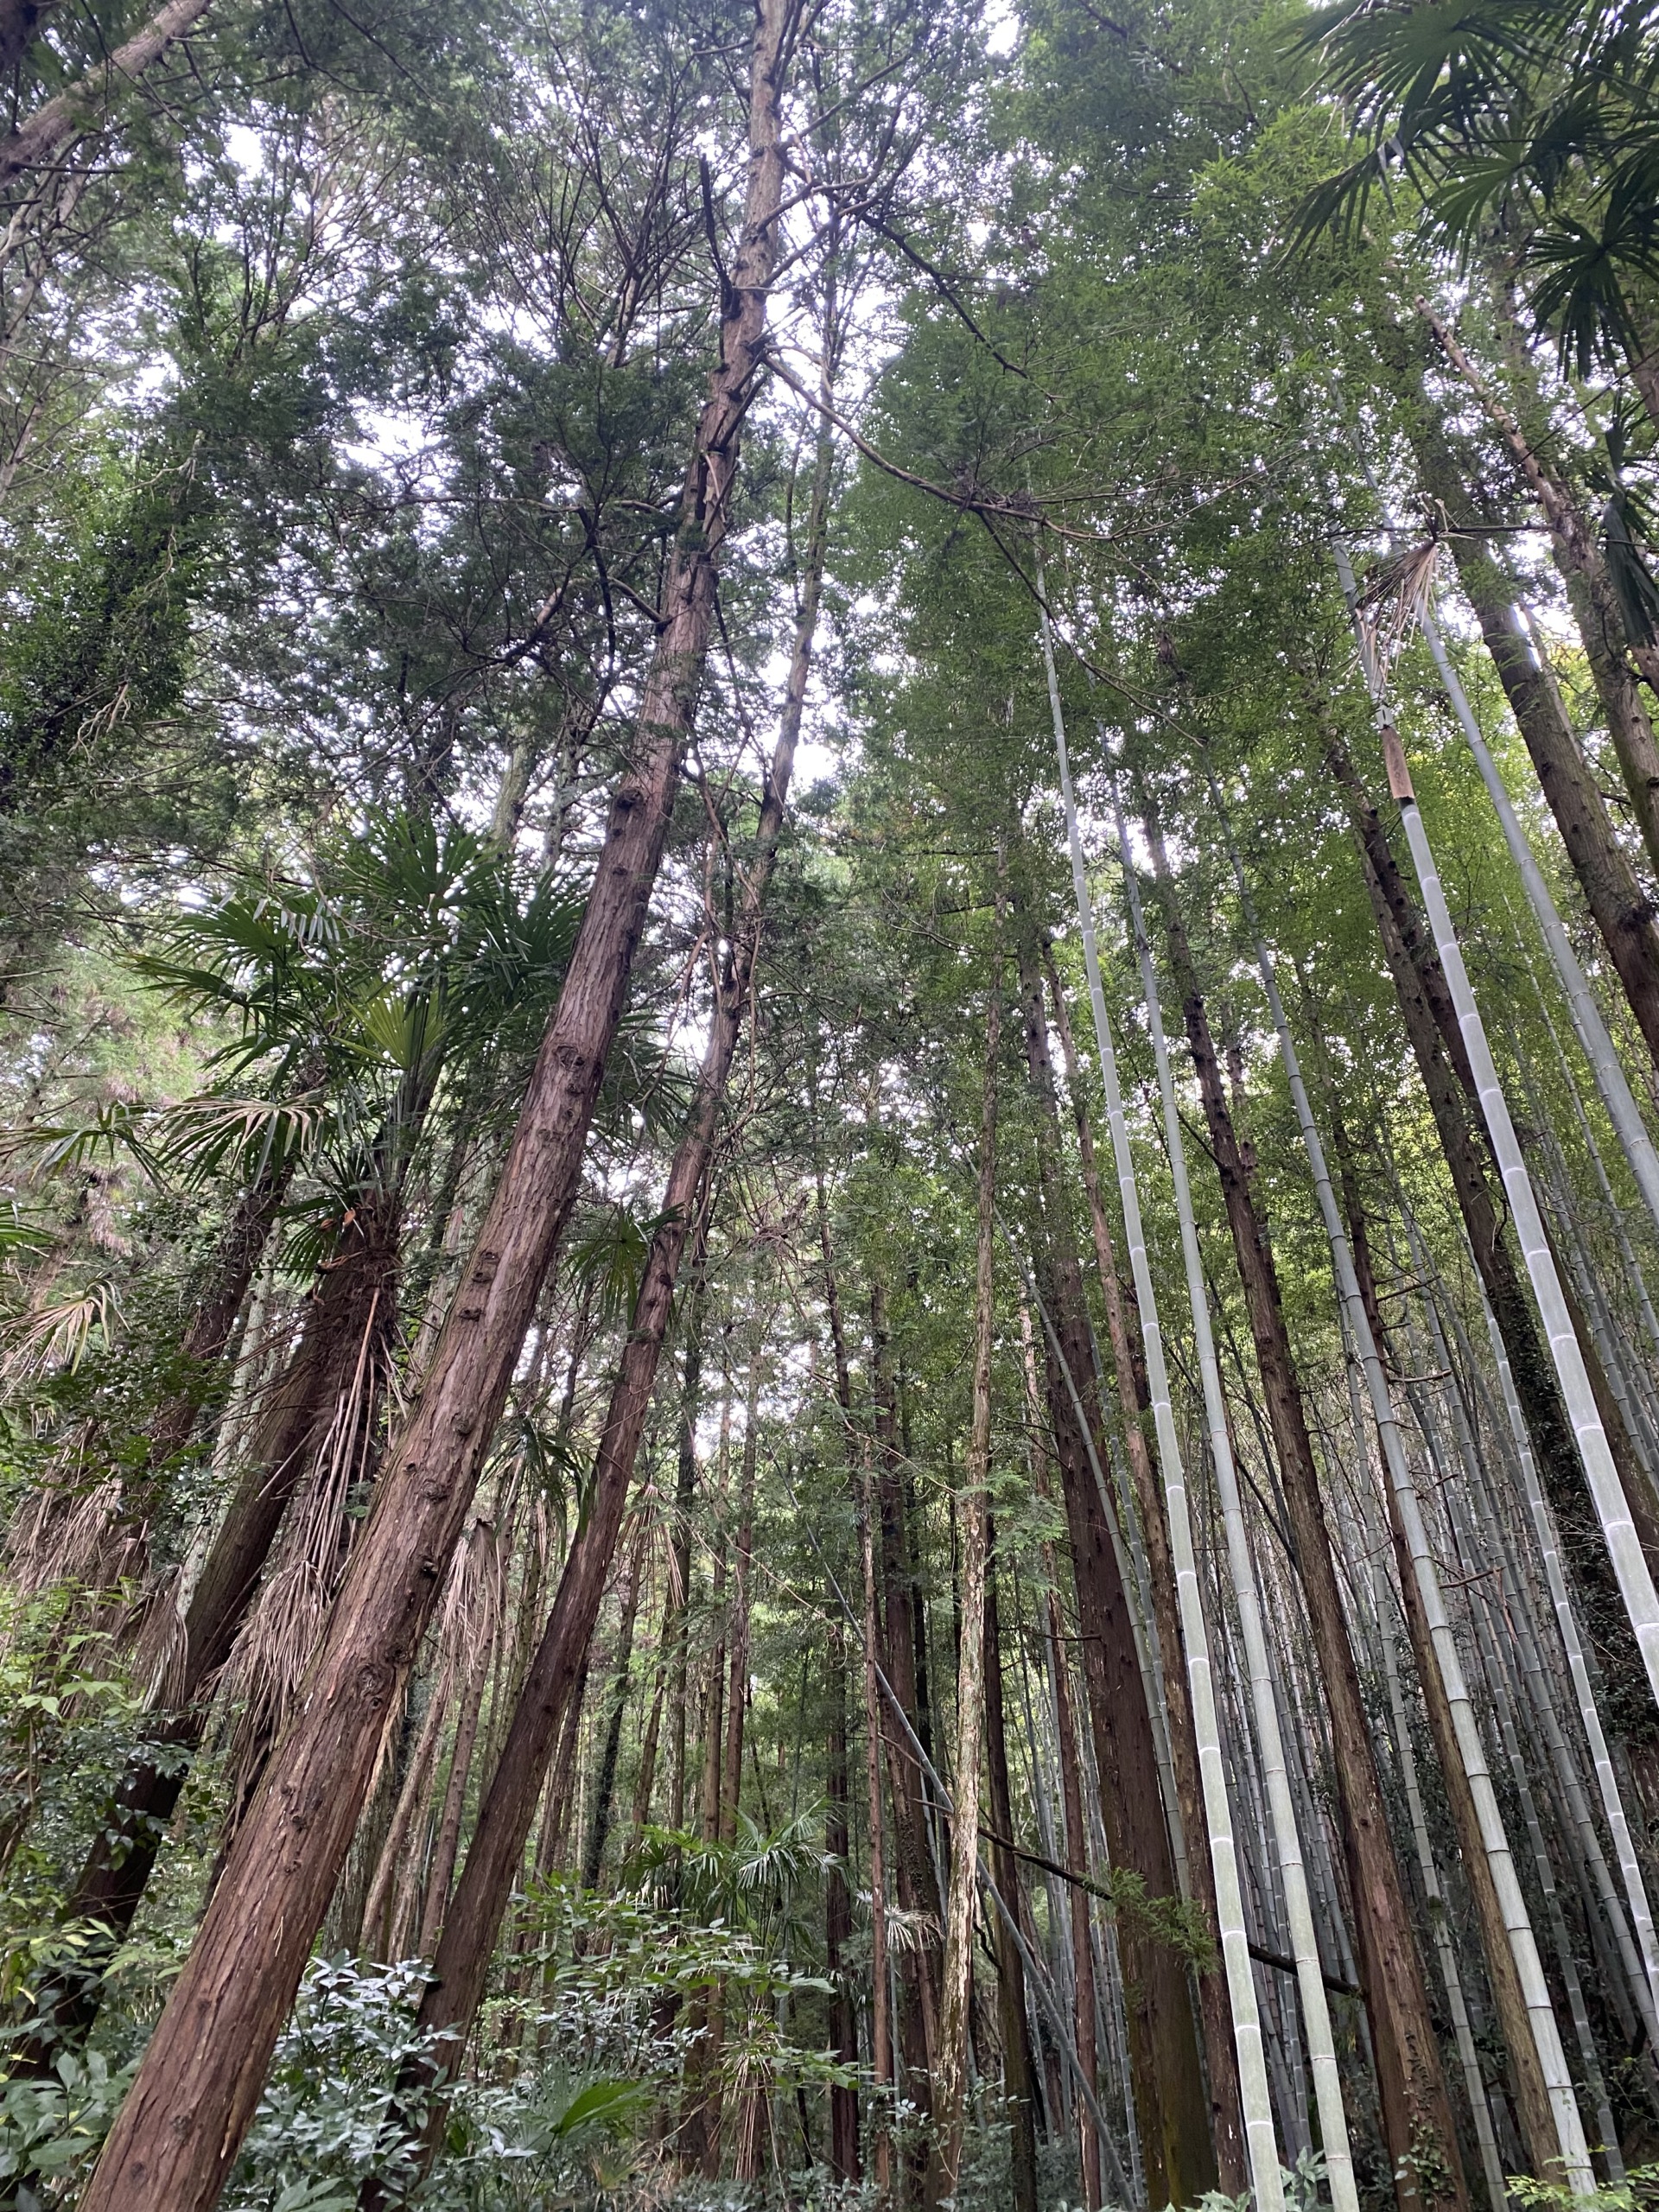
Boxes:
[1507,2166,1659,2212]
[1300,0,1659,376]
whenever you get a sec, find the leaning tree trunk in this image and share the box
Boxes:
[78,5,798,2196]
[1423,296,1659,880]
[12,1192,399,2078]
[0,0,218,188]
[1417,602,1659,1242]
[1141,802,1466,2212]
[370,193,830,2177]
[1340,597,1628,2180]
[137,1143,299,1497]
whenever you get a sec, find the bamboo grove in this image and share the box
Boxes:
[8,0,1659,2202]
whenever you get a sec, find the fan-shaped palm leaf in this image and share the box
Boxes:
[3,1279,122,1376]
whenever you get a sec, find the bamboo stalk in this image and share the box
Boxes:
[1036,584,1281,2210]
[1114,779,1358,2212]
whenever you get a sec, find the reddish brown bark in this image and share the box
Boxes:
[1042,944,1247,2193]
[1046,1580,1103,2211]
[79,8,798,2196]
[1014,927,1215,2205]
[1423,297,1659,879]
[358,48,815,2158]
[983,1535,1039,2212]
[139,1152,296,1483]
[1142,811,1467,2212]
[868,1269,943,2125]
[824,1627,861,2184]
[416,1637,492,1955]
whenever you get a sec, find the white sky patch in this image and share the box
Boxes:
[221,123,266,176]
[341,400,435,474]
[984,0,1020,56]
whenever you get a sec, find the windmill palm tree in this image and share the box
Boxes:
[7,808,585,2080]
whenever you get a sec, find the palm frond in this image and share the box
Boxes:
[0,1102,161,1179]
[3,1279,123,1376]
[0,1205,52,1262]
[148,1092,330,1185]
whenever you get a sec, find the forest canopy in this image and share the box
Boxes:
[3,0,1659,2204]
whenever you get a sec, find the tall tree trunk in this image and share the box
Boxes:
[1042,943,1248,2193]
[670,1240,709,1833]
[983,1534,1040,2212]
[1416,602,1659,1242]
[1014,918,1216,2204]
[720,1325,762,1846]
[364,177,832,2168]
[869,1268,943,2137]
[825,1626,861,2184]
[79,4,798,2194]
[1103,782,1286,2212]
[137,1147,297,1495]
[416,1630,493,1956]
[1046,1573,1103,2211]
[861,1433,896,2203]
[932,920,1000,2200]
[362,1670,448,1958]
[1325,722,1659,1756]
[581,1515,645,1889]
[1141,807,1467,2211]
[1370,305,1659,1068]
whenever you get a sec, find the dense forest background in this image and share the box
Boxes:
[3,0,1659,2203]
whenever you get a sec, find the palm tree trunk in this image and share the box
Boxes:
[13,1194,398,2075]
